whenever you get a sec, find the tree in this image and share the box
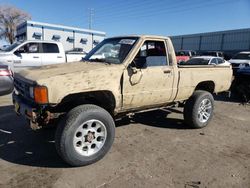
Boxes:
[0,5,31,44]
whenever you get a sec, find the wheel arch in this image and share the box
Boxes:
[52,90,116,115]
[194,81,215,94]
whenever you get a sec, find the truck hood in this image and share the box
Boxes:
[16,61,124,103]
[17,61,116,81]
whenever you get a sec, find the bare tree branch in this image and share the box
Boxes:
[0,5,31,44]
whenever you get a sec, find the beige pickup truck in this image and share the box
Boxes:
[13,35,232,166]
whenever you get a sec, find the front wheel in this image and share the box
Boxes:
[184,90,214,128]
[55,104,115,166]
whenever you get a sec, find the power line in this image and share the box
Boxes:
[93,0,156,14]
[65,0,199,26]
[94,0,235,26]
[94,0,196,19]
[70,0,236,30]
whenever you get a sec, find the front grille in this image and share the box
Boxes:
[14,77,30,98]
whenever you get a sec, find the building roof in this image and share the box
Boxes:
[170,28,250,38]
[17,20,106,36]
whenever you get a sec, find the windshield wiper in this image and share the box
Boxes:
[88,58,104,62]
[93,58,105,62]
[87,58,111,65]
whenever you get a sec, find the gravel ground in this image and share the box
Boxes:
[0,94,249,188]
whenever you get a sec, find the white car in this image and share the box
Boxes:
[0,41,86,72]
[229,51,250,69]
[184,56,230,66]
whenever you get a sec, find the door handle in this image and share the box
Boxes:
[33,56,39,58]
[57,56,63,58]
[163,70,171,74]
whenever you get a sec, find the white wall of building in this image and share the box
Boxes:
[17,21,106,52]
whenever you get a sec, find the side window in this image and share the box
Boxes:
[135,40,168,67]
[17,43,40,53]
[42,43,59,53]
[210,58,218,64]
[217,58,223,64]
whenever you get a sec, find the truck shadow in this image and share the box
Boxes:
[0,105,188,168]
[214,93,243,104]
[0,105,68,168]
[116,108,190,129]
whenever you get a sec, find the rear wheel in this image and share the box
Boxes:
[184,90,214,128]
[55,104,115,166]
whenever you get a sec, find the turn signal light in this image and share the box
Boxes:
[34,86,48,104]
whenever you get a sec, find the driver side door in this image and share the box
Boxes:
[13,42,42,70]
[122,40,175,110]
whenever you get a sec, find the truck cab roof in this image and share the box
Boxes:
[108,35,171,40]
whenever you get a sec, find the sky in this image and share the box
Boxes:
[0,0,250,39]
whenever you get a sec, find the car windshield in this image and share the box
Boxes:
[84,37,138,64]
[202,52,216,56]
[176,51,189,56]
[185,58,210,65]
[232,53,250,60]
[3,42,22,52]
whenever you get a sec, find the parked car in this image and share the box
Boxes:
[229,51,250,69]
[0,44,10,51]
[66,48,87,62]
[66,48,87,54]
[231,67,250,103]
[182,56,230,66]
[0,41,86,72]
[200,51,224,58]
[0,65,13,96]
[13,35,232,166]
[176,50,196,63]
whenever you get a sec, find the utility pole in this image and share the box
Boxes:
[88,8,94,30]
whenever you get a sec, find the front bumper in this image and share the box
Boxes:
[12,92,37,120]
[12,93,53,130]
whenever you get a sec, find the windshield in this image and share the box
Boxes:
[3,42,22,52]
[232,53,250,60]
[202,52,216,56]
[176,51,190,56]
[84,37,138,64]
[185,58,210,65]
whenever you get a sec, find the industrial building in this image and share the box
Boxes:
[16,20,106,52]
[171,28,250,54]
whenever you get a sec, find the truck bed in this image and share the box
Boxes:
[176,65,232,101]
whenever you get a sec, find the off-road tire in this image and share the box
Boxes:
[184,90,214,128]
[55,104,115,166]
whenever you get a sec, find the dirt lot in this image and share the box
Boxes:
[0,94,249,188]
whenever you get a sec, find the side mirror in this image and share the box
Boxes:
[14,51,21,57]
[15,47,26,54]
